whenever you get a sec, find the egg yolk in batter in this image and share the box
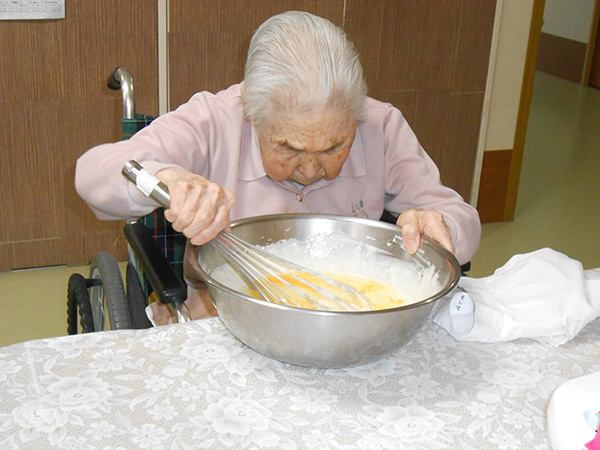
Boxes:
[244,271,406,311]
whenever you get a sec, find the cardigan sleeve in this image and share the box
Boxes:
[75,90,232,220]
[381,105,481,265]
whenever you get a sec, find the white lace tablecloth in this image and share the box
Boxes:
[1,316,599,450]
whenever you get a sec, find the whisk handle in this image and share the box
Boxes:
[122,160,171,208]
[122,160,234,245]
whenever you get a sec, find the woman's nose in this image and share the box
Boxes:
[298,155,321,177]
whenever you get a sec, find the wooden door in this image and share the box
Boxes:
[0,0,158,271]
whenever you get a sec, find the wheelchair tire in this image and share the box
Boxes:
[67,273,95,334]
[126,262,153,329]
[89,252,131,331]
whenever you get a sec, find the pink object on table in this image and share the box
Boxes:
[586,422,600,450]
[548,372,600,449]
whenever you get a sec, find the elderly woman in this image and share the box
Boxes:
[76,11,481,322]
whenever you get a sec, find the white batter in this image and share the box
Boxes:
[210,232,442,311]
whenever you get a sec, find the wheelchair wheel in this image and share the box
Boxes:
[66,274,95,334]
[126,262,153,329]
[89,252,131,330]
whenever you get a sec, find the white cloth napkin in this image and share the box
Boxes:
[434,248,600,346]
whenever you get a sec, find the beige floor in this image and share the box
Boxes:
[469,71,600,275]
[1,71,598,348]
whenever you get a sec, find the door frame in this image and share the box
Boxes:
[583,0,600,86]
[503,0,545,221]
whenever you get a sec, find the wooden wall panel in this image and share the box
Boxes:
[168,0,343,108]
[0,0,497,270]
[345,0,496,201]
[168,1,495,203]
[452,0,498,92]
[4,239,65,270]
[0,0,158,270]
[357,1,463,92]
[411,92,485,196]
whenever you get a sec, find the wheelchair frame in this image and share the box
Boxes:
[67,68,189,334]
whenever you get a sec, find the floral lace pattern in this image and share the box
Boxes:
[1,317,598,449]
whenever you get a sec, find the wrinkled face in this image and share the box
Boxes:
[257,110,357,186]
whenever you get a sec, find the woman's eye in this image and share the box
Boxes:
[278,147,300,157]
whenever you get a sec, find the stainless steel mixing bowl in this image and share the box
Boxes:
[189,214,461,368]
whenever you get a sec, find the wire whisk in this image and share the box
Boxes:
[123,160,374,312]
[211,231,373,311]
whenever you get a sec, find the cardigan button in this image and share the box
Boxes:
[296,193,303,202]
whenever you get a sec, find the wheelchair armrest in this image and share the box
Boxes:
[460,261,471,274]
[124,222,187,305]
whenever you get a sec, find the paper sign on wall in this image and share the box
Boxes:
[0,0,65,20]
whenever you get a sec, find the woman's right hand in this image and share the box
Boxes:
[155,167,235,245]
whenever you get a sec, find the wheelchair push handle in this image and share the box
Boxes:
[122,160,171,208]
[108,67,136,120]
[122,160,192,324]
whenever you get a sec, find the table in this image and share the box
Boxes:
[1,316,598,449]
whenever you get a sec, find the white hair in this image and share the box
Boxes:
[242,11,367,131]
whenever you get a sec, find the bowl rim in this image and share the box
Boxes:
[190,213,461,316]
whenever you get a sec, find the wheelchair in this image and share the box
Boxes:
[66,210,189,333]
[67,68,189,334]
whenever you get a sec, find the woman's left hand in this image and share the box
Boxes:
[397,208,455,255]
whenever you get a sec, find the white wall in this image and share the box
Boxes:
[479,0,597,157]
[543,0,596,43]
[483,0,534,153]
